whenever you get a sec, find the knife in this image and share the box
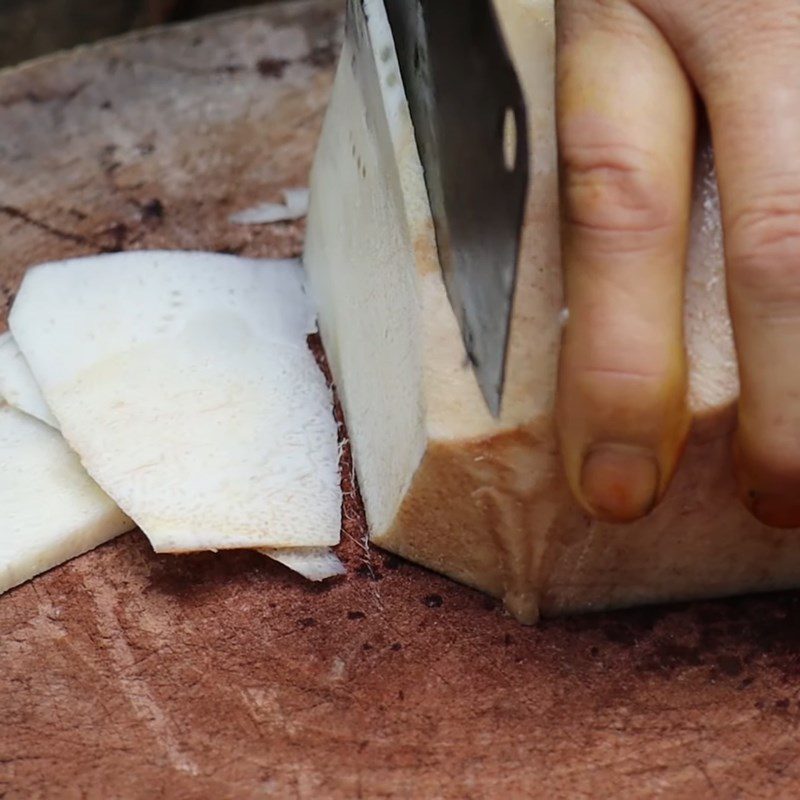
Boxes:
[384,0,529,416]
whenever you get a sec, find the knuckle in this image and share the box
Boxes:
[571,362,680,416]
[560,336,688,440]
[561,138,677,248]
[559,0,656,46]
[728,195,800,315]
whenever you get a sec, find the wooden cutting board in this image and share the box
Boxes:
[2,3,800,797]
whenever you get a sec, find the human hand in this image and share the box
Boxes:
[555,0,800,527]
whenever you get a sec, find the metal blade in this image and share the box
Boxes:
[384,0,528,416]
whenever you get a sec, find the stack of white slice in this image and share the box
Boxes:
[0,251,344,595]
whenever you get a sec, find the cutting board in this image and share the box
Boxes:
[2,3,800,797]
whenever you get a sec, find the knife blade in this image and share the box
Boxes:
[384,0,528,416]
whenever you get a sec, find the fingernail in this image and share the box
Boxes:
[745,492,800,530]
[581,443,660,522]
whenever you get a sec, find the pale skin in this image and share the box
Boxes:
[556,0,800,527]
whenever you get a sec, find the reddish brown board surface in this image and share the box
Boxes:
[2,3,800,797]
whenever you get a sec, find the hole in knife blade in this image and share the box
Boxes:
[502,107,517,172]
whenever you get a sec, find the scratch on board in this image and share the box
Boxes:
[82,575,200,776]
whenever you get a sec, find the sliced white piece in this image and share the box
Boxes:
[0,330,344,581]
[262,546,346,581]
[0,390,346,580]
[229,187,310,225]
[0,332,58,427]
[11,251,341,554]
[0,404,132,594]
[283,188,310,215]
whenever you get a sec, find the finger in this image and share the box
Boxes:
[556,0,695,522]
[650,2,800,527]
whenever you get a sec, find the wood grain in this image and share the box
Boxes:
[1,3,800,797]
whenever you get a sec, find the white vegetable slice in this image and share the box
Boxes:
[283,188,310,216]
[0,404,132,594]
[0,332,58,428]
[0,394,342,584]
[0,330,344,581]
[262,546,345,581]
[10,251,341,554]
[229,187,310,225]
[0,326,345,582]
[0,390,346,580]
